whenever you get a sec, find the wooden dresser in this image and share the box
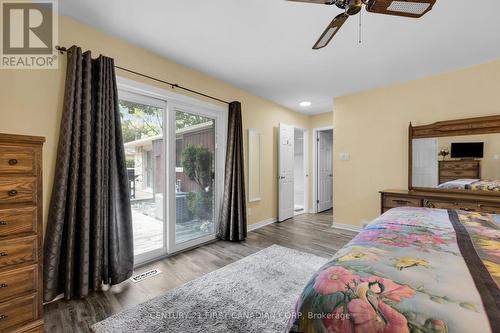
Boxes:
[0,134,44,333]
[381,189,500,214]
[438,160,480,184]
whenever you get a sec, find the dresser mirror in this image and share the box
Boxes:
[409,115,500,195]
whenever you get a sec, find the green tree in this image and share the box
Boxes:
[176,112,212,130]
[119,100,163,143]
[126,158,135,168]
[119,101,213,143]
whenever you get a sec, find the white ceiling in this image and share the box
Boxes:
[60,0,500,115]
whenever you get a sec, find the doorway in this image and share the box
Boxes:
[278,124,308,222]
[314,128,333,213]
[294,128,308,215]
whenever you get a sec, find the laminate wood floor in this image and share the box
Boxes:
[43,210,356,333]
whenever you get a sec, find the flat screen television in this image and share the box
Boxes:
[450,142,484,158]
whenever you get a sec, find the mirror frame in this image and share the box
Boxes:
[408,114,500,195]
[247,128,262,202]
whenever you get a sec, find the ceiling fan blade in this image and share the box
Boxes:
[286,0,335,4]
[366,0,436,18]
[313,13,348,50]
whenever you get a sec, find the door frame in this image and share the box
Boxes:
[166,101,226,253]
[312,126,334,214]
[117,76,227,265]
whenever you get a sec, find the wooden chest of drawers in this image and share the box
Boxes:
[380,189,500,215]
[0,134,44,333]
[438,160,480,184]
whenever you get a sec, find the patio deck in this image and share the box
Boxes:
[131,209,214,255]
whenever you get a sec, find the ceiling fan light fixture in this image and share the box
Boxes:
[366,0,436,18]
[387,1,430,15]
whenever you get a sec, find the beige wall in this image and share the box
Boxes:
[334,59,500,227]
[310,112,333,129]
[0,15,325,229]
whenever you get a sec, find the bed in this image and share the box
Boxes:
[287,207,499,333]
[437,179,500,192]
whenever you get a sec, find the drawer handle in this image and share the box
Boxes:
[394,200,411,205]
[0,221,7,226]
[7,190,17,197]
[0,283,8,288]
[0,314,7,320]
[426,202,436,208]
[8,159,18,166]
[0,253,8,257]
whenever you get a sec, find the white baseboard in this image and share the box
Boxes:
[247,217,278,232]
[331,222,362,233]
[247,216,361,234]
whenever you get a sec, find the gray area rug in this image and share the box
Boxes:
[92,245,327,333]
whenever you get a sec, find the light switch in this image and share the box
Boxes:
[339,153,350,161]
[494,154,500,160]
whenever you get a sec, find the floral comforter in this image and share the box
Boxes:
[288,207,500,333]
[437,179,500,191]
[467,180,500,192]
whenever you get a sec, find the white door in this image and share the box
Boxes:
[317,131,333,212]
[279,123,295,222]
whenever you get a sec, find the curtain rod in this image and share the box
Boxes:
[55,46,230,105]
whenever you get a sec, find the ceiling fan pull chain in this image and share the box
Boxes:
[358,9,362,44]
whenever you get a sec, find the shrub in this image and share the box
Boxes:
[181,145,214,221]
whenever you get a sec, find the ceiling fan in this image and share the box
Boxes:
[288,0,437,49]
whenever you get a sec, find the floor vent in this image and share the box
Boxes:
[130,268,161,283]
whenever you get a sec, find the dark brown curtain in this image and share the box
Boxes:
[43,46,134,302]
[218,102,247,241]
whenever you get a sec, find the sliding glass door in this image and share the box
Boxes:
[119,82,226,264]
[167,103,225,253]
[174,111,215,244]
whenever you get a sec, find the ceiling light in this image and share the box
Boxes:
[300,101,312,107]
[387,1,430,15]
